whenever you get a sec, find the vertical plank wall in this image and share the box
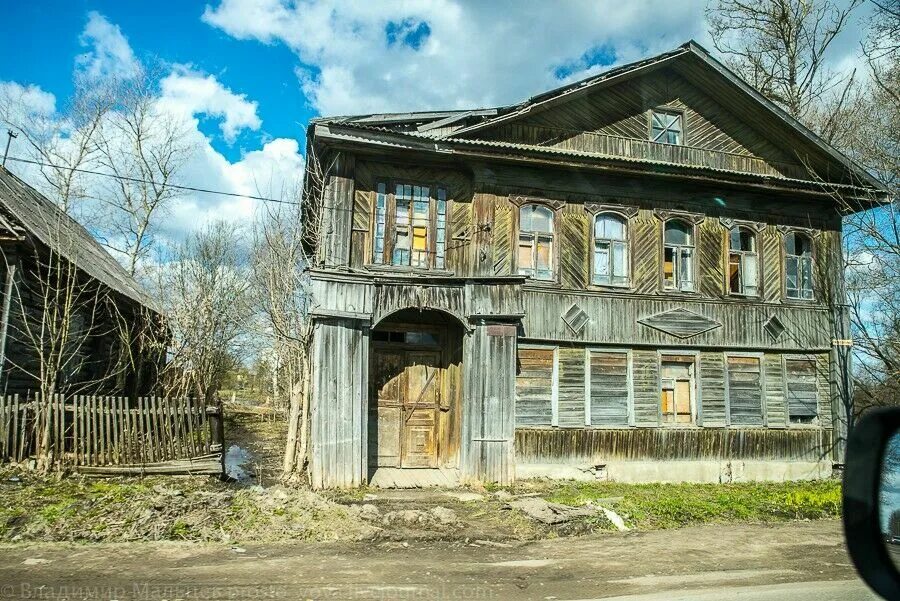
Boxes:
[462,321,516,484]
[309,317,369,489]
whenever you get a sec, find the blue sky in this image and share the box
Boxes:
[2,1,306,162]
[0,0,871,239]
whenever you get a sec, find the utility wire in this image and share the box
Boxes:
[4,155,302,205]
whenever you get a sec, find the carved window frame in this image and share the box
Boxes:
[778,226,819,302]
[657,350,700,428]
[370,179,451,271]
[510,195,564,283]
[656,210,703,294]
[586,203,637,289]
[721,218,765,299]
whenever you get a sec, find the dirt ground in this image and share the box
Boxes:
[0,520,874,600]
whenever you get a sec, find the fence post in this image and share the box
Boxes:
[207,398,225,476]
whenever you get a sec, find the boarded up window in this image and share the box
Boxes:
[515,348,555,427]
[726,356,763,425]
[785,358,818,424]
[588,351,629,426]
[660,356,694,424]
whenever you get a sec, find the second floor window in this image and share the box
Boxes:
[728,227,759,296]
[592,213,628,286]
[785,231,813,299]
[518,204,554,280]
[372,182,448,269]
[663,219,694,292]
[651,110,683,145]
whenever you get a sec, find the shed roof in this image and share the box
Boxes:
[0,166,159,311]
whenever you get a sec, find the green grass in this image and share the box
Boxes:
[538,479,842,530]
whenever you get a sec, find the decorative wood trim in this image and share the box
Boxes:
[776,224,821,238]
[654,209,705,225]
[719,217,765,232]
[508,194,565,210]
[585,203,639,218]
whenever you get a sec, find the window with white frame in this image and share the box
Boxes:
[728,226,759,296]
[663,219,695,291]
[518,204,554,280]
[592,213,629,286]
[784,232,813,299]
[651,110,683,145]
[372,182,448,269]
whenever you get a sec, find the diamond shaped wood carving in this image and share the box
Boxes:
[638,308,722,339]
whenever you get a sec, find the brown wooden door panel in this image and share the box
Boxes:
[371,348,443,469]
[402,352,441,468]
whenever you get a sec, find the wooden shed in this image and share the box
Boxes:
[301,41,886,489]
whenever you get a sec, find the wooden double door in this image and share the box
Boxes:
[369,327,459,469]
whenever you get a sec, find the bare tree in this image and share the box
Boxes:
[95,65,192,276]
[250,148,332,481]
[707,0,862,140]
[153,221,253,403]
[0,74,115,216]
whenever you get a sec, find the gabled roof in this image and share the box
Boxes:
[311,40,887,195]
[0,166,159,311]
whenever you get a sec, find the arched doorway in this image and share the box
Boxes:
[368,309,464,477]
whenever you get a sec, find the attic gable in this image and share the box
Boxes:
[465,66,806,179]
[442,42,882,191]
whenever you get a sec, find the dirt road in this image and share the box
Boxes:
[0,520,876,600]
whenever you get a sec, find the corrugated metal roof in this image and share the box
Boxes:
[0,166,159,312]
[319,121,867,191]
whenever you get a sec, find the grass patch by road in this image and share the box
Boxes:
[515,479,841,530]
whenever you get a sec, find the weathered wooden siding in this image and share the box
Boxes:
[520,290,832,350]
[632,350,660,427]
[309,317,368,489]
[475,67,804,179]
[515,427,834,463]
[631,211,661,294]
[559,205,588,289]
[462,321,516,484]
[700,352,726,426]
[557,347,585,427]
[698,219,725,297]
[319,153,355,268]
[764,353,787,427]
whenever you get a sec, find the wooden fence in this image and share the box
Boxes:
[0,394,224,475]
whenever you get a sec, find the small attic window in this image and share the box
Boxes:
[650,110,683,145]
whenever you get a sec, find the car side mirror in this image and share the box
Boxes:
[844,407,900,599]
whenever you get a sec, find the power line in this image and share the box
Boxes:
[4,155,302,205]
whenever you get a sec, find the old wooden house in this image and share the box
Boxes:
[0,165,162,398]
[302,41,885,489]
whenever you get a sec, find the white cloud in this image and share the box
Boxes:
[203,0,712,116]
[76,11,140,80]
[0,82,57,117]
[3,12,303,251]
[159,67,262,142]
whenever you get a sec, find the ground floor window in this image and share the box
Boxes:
[660,355,695,425]
[785,357,819,424]
[726,355,764,426]
[515,346,557,427]
[586,350,631,426]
